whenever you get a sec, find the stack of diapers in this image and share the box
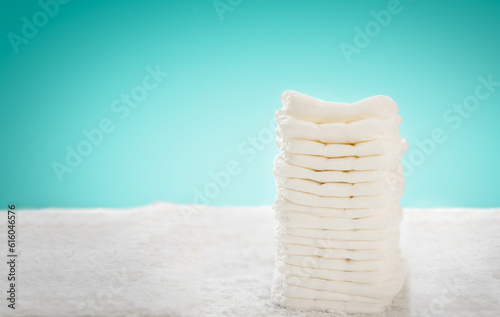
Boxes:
[271,90,408,314]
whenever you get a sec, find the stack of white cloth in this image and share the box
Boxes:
[271,90,408,314]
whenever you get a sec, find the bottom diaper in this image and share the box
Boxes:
[272,257,407,299]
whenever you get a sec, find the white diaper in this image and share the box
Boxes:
[272,270,389,303]
[277,225,398,241]
[279,271,406,300]
[274,259,406,298]
[276,231,400,250]
[278,187,403,209]
[272,259,407,313]
[280,150,405,171]
[275,259,402,284]
[275,206,402,230]
[276,112,401,143]
[272,294,388,314]
[273,196,401,218]
[280,90,398,123]
[276,135,404,157]
[276,242,396,260]
[273,155,404,184]
[275,176,404,197]
[280,253,401,271]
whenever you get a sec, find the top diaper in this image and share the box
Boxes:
[280,90,399,124]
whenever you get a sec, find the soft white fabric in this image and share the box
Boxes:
[280,90,399,123]
[276,176,404,197]
[276,135,404,157]
[276,112,401,144]
[273,155,404,184]
[0,202,203,317]
[1,205,498,317]
[278,187,403,209]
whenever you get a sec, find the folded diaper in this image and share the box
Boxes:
[274,196,401,218]
[272,271,392,303]
[272,294,388,314]
[276,231,400,250]
[276,135,404,157]
[277,260,406,298]
[273,155,404,184]
[275,284,387,304]
[280,252,402,271]
[276,112,401,143]
[276,176,404,197]
[277,225,398,241]
[278,187,403,209]
[275,206,402,230]
[275,251,406,286]
[280,90,398,123]
[272,91,406,313]
[278,274,405,300]
[275,260,402,284]
[277,242,397,260]
[281,150,405,171]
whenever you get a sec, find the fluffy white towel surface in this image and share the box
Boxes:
[0,203,202,317]
[0,204,498,316]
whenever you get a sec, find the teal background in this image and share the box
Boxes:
[1,0,499,209]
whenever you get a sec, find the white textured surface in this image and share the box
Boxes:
[1,203,499,316]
